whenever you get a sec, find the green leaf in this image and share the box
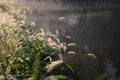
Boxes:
[64,62,75,73]
[9,39,13,51]
[56,74,67,79]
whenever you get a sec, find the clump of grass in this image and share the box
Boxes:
[0,3,70,80]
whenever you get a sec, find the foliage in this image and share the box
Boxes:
[0,3,72,80]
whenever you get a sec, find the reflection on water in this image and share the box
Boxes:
[14,0,120,72]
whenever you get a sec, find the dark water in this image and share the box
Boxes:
[14,0,120,73]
